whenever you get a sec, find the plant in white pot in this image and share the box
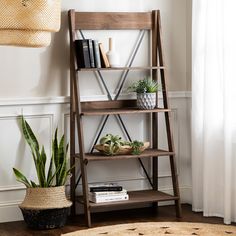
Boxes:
[128,78,159,109]
[13,116,72,229]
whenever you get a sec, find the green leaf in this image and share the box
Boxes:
[58,135,65,166]
[30,180,38,188]
[53,128,59,168]
[46,157,53,186]
[13,168,31,188]
[20,116,39,152]
[57,157,67,186]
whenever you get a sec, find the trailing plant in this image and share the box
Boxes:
[128,77,159,93]
[13,116,72,188]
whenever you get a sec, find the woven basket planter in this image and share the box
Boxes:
[20,186,72,229]
[0,0,61,47]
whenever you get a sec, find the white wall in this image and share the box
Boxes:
[0,0,189,98]
[0,0,192,222]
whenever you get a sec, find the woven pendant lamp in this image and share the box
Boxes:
[0,0,61,47]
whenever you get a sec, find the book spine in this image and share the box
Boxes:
[87,39,95,68]
[99,43,110,68]
[82,40,91,68]
[92,40,101,68]
[90,186,123,192]
[90,189,127,196]
[89,194,129,203]
[74,40,84,68]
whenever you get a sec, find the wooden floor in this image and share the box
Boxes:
[0,204,229,236]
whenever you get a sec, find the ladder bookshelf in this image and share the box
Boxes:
[68,9,182,227]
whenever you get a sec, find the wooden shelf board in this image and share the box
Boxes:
[77,66,165,71]
[76,190,178,208]
[81,107,170,116]
[75,149,174,162]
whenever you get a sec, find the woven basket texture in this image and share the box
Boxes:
[20,186,72,210]
[0,0,61,47]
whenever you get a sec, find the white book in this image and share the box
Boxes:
[90,189,127,197]
[89,193,129,203]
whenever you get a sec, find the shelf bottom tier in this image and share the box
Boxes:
[76,190,179,208]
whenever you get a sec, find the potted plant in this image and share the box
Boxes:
[13,116,72,229]
[128,77,159,109]
[94,134,150,155]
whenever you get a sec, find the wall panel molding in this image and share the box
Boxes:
[0,91,191,106]
[0,92,191,223]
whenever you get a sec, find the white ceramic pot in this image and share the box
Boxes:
[137,93,156,110]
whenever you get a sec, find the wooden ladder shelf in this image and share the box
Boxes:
[68,9,182,227]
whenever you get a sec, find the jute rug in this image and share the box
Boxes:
[62,222,236,235]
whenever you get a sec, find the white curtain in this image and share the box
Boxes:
[192,0,236,224]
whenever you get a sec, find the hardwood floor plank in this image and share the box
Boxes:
[0,204,231,236]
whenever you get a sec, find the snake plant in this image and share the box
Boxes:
[13,116,72,188]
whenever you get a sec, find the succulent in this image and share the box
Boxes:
[128,77,159,94]
[128,140,144,155]
[100,134,126,155]
[98,134,144,156]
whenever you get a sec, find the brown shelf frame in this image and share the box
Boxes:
[68,9,182,227]
[77,66,165,71]
[75,149,175,162]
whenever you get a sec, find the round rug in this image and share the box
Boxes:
[62,222,236,236]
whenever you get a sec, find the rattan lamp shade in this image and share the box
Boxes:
[0,0,61,47]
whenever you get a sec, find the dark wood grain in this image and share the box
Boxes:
[156,10,182,218]
[76,190,178,208]
[0,205,232,236]
[80,100,170,116]
[77,66,165,71]
[74,12,152,30]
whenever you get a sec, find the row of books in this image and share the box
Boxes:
[88,183,129,203]
[74,39,110,69]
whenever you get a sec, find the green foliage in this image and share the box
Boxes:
[128,140,144,155]
[13,116,72,188]
[128,77,159,93]
[100,134,126,155]
[99,134,144,156]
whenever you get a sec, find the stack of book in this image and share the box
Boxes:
[74,39,110,69]
[88,183,129,203]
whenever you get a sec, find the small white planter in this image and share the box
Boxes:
[137,93,156,110]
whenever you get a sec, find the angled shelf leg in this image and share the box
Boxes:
[156,10,182,218]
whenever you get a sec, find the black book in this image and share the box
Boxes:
[74,39,90,68]
[92,40,101,68]
[89,183,123,192]
[87,39,95,68]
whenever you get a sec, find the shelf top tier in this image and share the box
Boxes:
[80,99,170,116]
[77,66,165,72]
